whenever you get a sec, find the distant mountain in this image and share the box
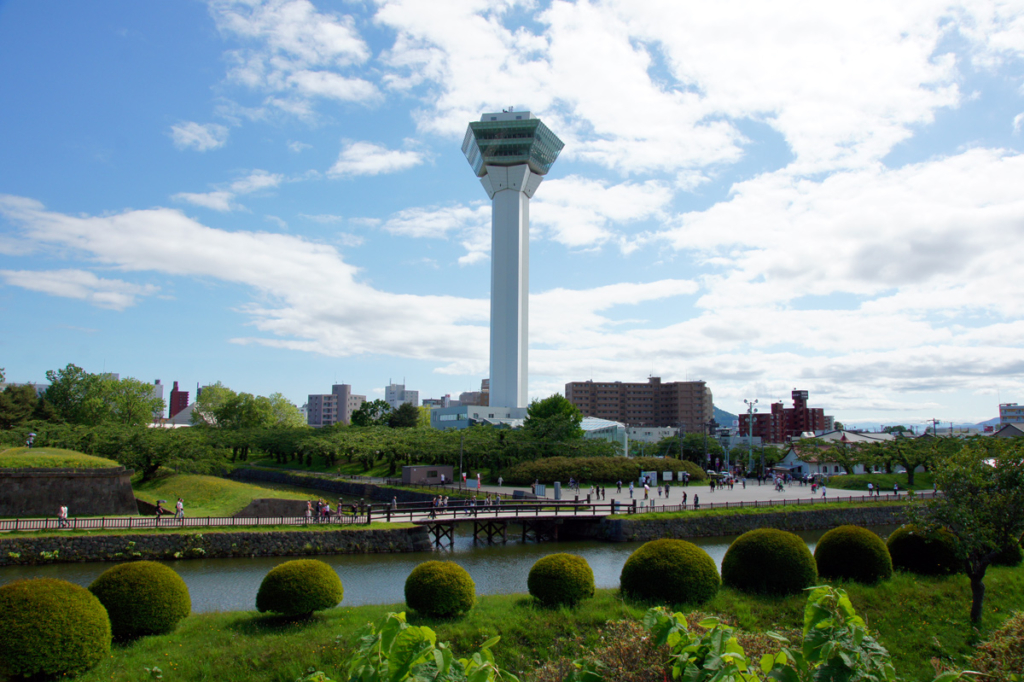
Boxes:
[713,406,737,426]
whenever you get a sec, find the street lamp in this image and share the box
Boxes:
[744,399,758,474]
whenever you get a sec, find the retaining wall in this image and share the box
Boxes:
[592,505,911,542]
[0,467,138,517]
[0,525,433,566]
[228,468,437,505]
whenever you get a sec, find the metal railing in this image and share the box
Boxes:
[0,489,933,532]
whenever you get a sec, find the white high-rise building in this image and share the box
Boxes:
[385,382,419,410]
[307,384,365,427]
[462,110,564,409]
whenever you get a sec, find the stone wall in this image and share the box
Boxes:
[0,525,433,566]
[592,505,911,542]
[229,468,437,505]
[0,467,138,517]
[233,498,308,518]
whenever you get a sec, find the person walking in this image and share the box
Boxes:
[498,476,503,487]
[616,480,622,493]
[57,505,69,529]
[175,498,184,520]
[893,482,899,496]
[867,482,873,497]
[693,494,700,509]
[391,496,398,511]
[629,481,634,498]
[821,484,827,498]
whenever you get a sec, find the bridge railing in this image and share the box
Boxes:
[0,513,369,533]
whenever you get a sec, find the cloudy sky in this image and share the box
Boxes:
[1,0,1023,426]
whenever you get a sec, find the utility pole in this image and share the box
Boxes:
[744,399,758,473]
[459,432,464,491]
[930,418,940,436]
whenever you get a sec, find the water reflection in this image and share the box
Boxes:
[0,526,896,613]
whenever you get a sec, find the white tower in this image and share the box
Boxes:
[462,110,564,409]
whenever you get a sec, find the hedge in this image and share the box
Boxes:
[503,456,707,486]
[815,525,893,584]
[256,559,343,616]
[527,553,595,607]
[721,528,817,595]
[620,538,719,605]
[405,561,476,618]
[89,561,192,639]
[0,578,111,677]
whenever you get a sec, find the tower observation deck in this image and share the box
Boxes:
[462,111,564,409]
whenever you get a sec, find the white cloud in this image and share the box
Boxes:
[265,215,289,229]
[381,203,490,264]
[210,0,378,110]
[337,232,365,247]
[172,190,235,212]
[289,140,312,152]
[1014,112,1024,134]
[170,121,229,151]
[173,170,283,212]
[328,141,424,177]
[0,269,158,310]
[301,213,345,223]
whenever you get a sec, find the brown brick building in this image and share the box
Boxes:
[564,377,713,432]
[738,390,828,443]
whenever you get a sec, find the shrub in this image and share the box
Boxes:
[528,553,595,607]
[0,578,111,677]
[620,539,719,605]
[256,559,343,617]
[89,560,191,639]
[885,525,961,576]
[721,528,817,595]
[405,561,476,618]
[970,610,1024,681]
[814,525,892,584]
[991,538,1023,567]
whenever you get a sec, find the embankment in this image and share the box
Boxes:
[0,525,432,566]
[228,468,436,504]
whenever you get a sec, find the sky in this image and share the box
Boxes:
[1,0,1023,428]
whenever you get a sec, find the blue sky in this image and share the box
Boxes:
[1,0,1023,426]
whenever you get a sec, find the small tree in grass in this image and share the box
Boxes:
[915,440,1024,623]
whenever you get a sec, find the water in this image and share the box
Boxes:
[0,526,897,613]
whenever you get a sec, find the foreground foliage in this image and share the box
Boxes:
[721,528,817,596]
[257,559,344,617]
[89,561,192,640]
[620,539,720,605]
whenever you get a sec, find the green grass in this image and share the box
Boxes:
[616,499,908,520]
[0,446,119,469]
[55,566,1024,682]
[826,471,936,491]
[133,473,352,517]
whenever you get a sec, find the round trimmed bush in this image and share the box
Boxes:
[886,525,961,576]
[815,525,893,584]
[528,553,595,606]
[89,561,191,639]
[620,539,719,605]
[0,578,111,678]
[405,561,476,618]
[256,559,343,617]
[722,529,817,595]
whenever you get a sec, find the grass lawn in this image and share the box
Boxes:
[133,472,355,517]
[0,446,119,469]
[826,471,936,491]
[60,566,1024,682]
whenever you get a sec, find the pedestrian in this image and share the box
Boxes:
[477,472,482,488]
[441,473,446,486]
[175,498,184,520]
[694,494,699,509]
[893,483,899,495]
[629,481,634,498]
[741,478,746,489]
[305,501,312,521]
[657,485,662,497]
[156,501,166,520]
[391,496,398,511]
[821,484,827,498]
[324,501,332,522]
[498,476,503,487]
[681,491,687,506]
[57,505,69,529]
[643,483,649,499]
[616,480,622,493]
[665,485,670,499]
[867,482,873,497]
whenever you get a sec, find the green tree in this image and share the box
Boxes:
[823,440,865,475]
[267,392,305,428]
[916,440,1024,623]
[102,377,164,426]
[0,384,38,429]
[191,382,236,426]
[388,402,420,428]
[350,399,392,427]
[44,363,105,424]
[214,393,274,429]
[417,405,432,428]
[523,394,584,441]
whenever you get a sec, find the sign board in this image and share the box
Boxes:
[535,484,546,497]
[662,471,673,481]
[466,479,479,489]
[640,471,657,485]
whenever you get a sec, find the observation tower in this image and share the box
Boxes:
[462,110,564,410]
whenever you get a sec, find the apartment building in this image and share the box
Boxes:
[564,377,713,432]
[307,384,365,427]
[384,382,419,410]
[1000,403,1024,425]
[738,390,829,443]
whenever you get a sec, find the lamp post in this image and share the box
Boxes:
[744,399,758,474]
[704,418,718,471]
